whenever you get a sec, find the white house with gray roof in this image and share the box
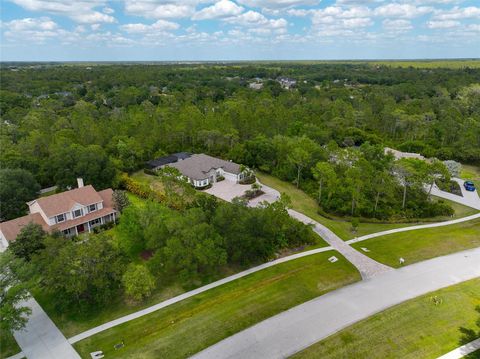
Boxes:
[167,154,246,188]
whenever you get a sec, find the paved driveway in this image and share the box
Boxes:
[192,247,480,359]
[13,297,80,359]
[430,177,480,210]
[204,179,279,206]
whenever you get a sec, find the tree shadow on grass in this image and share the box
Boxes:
[459,306,480,359]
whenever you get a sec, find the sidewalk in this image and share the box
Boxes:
[12,297,80,359]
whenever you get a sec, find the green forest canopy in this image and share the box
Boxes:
[1,62,479,220]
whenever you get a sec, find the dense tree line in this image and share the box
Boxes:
[2,193,314,316]
[1,63,479,220]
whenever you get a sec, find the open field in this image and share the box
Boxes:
[367,59,480,68]
[294,277,480,359]
[256,173,475,240]
[74,251,360,358]
[351,218,480,268]
[0,330,21,359]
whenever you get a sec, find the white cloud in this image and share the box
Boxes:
[224,10,289,35]
[467,24,480,31]
[236,0,320,9]
[2,17,82,44]
[426,19,460,28]
[309,6,373,38]
[5,17,58,31]
[9,0,116,23]
[312,6,371,20]
[71,12,115,24]
[432,6,480,20]
[121,19,180,33]
[374,3,433,18]
[123,0,199,19]
[103,7,114,14]
[382,18,413,32]
[192,0,244,20]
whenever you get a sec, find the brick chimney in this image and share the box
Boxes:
[77,178,84,188]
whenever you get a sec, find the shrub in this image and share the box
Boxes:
[122,264,156,302]
[239,177,256,185]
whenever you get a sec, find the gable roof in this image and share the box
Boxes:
[168,154,241,180]
[32,185,103,218]
[98,188,114,209]
[0,213,49,242]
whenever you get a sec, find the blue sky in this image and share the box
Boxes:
[1,0,479,61]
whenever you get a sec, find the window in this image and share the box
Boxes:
[63,228,73,235]
[89,218,101,227]
[72,209,83,218]
[56,213,65,223]
[88,204,97,212]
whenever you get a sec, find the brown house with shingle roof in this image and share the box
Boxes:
[0,179,116,251]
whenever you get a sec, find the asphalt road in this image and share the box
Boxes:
[192,247,480,359]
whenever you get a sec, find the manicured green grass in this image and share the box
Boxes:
[256,173,474,240]
[351,218,480,268]
[0,329,21,359]
[293,278,480,359]
[74,251,360,359]
[431,196,479,219]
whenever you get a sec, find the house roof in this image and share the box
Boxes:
[168,153,241,180]
[31,185,103,218]
[0,213,49,242]
[146,152,192,169]
[172,152,192,160]
[98,188,114,209]
[146,155,178,169]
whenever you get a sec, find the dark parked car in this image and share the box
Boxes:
[464,181,476,192]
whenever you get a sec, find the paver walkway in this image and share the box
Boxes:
[437,338,480,359]
[12,297,80,359]
[288,209,392,279]
[192,247,480,359]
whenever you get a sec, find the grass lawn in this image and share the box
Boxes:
[130,170,166,194]
[73,251,360,359]
[293,278,480,359]
[351,218,480,268]
[256,173,475,240]
[0,330,21,359]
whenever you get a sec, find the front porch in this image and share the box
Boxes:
[63,212,116,237]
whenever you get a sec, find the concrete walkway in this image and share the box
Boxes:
[288,209,392,279]
[12,297,80,359]
[347,212,480,245]
[192,247,480,359]
[437,338,480,359]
